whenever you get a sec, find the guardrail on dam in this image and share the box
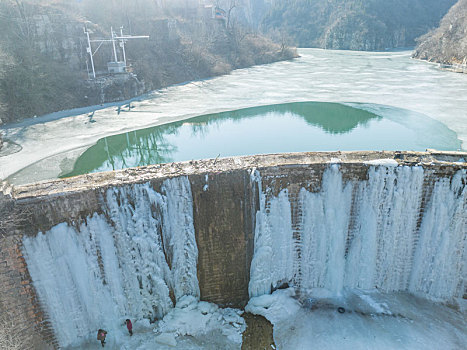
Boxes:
[0,150,466,349]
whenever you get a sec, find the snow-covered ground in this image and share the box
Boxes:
[62,288,466,350]
[247,288,466,350]
[65,297,245,349]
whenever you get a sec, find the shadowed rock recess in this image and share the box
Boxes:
[0,151,466,349]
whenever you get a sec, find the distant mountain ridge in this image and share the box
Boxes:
[413,0,467,71]
[259,0,456,50]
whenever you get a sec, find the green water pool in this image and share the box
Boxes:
[60,101,461,178]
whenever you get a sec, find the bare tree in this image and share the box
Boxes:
[215,0,238,28]
[226,0,238,28]
[10,0,35,46]
[269,28,295,56]
[0,48,13,126]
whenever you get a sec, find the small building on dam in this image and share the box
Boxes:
[0,150,465,349]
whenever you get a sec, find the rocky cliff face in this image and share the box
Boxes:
[0,0,296,125]
[261,0,456,51]
[413,0,467,72]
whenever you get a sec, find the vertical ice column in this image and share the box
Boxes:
[159,176,200,301]
[23,176,199,348]
[249,170,295,298]
[299,164,353,295]
[409,169,466,299]
[104,177,199,318]
[22,216,126,348]
[249,165,353,297]
[249,164,465,300]
[104,183,174,319]
[345,166,424,291]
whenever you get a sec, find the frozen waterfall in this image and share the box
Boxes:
[249,165,466,301]
[20,164,466,348]
[22,177,198,348]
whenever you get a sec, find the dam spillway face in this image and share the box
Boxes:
[0,151,466,349]
[22,178,199,347]
[249,164,465,299]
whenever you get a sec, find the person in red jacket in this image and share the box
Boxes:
[125,319,133,336]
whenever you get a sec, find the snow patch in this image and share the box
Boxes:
[156,296,246,344]
[154,333,178,347]
[358,294,391,315]
[364,158,399,166]
[245,288,300,325]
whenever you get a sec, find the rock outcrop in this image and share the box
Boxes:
[261,0,456,51]
[413,0,467,73]
[0,0,296,125]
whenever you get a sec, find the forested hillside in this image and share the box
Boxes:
[260,0,456,50]
[413,0,467,70]
[0,0,461,130]
[0,0,296,126]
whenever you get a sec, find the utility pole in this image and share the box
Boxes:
[84,25,149,78]
[114,29,149,69]
[111,26,118,62]
[120,26,127,66]
[84,25,96,79]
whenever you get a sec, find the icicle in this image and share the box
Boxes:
[249,168,295,298]
[249,165,465,302]
[409,170,466,299]
[299,164,353,295]
[22,216,125,347]
[22,177,199,348]
[160,176,200,301]
[345,166,424,291]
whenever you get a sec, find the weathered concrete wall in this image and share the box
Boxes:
[0,236,57,349]
[0,150,466,349]
[191,170,257,307]
[0,189,57,349]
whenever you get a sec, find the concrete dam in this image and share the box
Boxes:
[0,151,466,349]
